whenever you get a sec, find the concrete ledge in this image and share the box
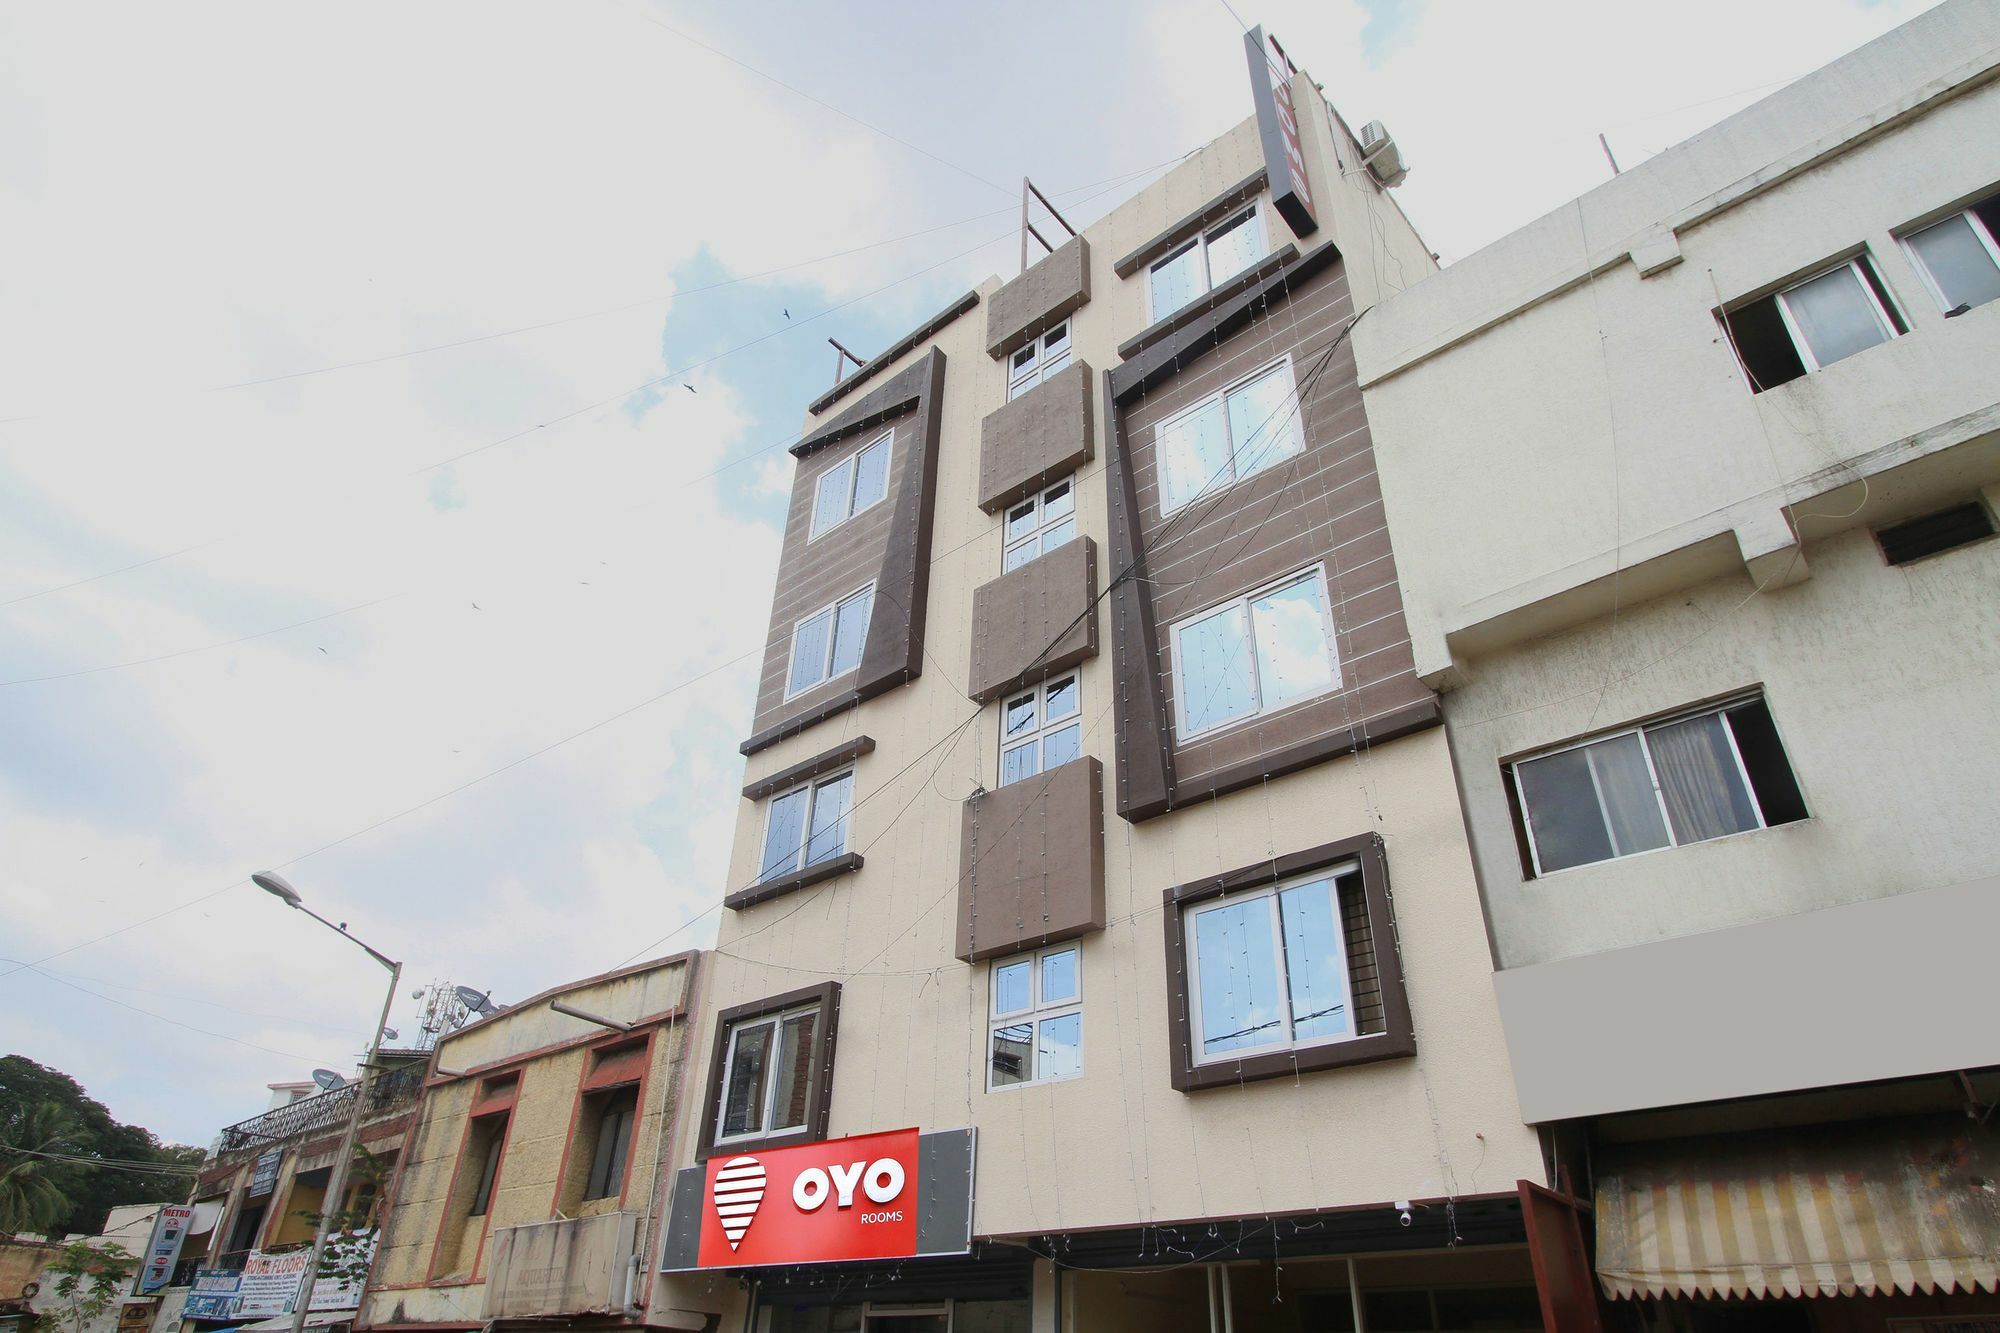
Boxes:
[724,852,862,911]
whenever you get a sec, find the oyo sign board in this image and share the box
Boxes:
[660,1127,975,1271]
[1244,25,1317,239]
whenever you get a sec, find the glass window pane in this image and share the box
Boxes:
[1517,748,1614,873]
[803,773,852,865]
[759,788,809,881]
[788,610,832,694]
[829,589,872,676]
[1042,723,1081,771]
[1150,240,1203,316]
[993,960,1032,1015]
[1646,713,1759,845]
[811,460,852,536]
[1583,733,1670,857]
[1178,603,1257,734]
[1192,896,1285,1057]
[1782,265,1889,368]
[1205,210,1262,287]
[1226,365,1302,477]
[1005,500,1040,543]
[1045,676,1079,720]
[721,1022,772,1136]
[1250,574,1336,710]
[1040,517,1076,554]
[770,1011,818,1131]
[1011,345,1036,374]
[1040,948,1078,1004]
[1000,740,1039,787]
[989,1022,1031,1087]
[1002,693,1037,739]
[1003,539,1035,572]
[1042,322,1069,355]
[850,439,890,512]
[1157,399,1230,513]
[1036,1013,1081,1081]
[1278,879,1350,1043]
[1908,213,2000,311]
[1042,481,1074,520]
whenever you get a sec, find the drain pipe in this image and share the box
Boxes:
[1348,1256,1368,1333]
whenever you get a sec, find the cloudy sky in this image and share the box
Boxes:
[0,0,1940,1148]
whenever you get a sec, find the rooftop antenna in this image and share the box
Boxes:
[1598,132,1622,176]
[828,337,868,388]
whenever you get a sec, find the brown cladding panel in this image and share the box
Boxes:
[977,360,1096,514]
[985,236,1091,359]
[743,351,945,756]
[967,536,1099,705]
[1104,249,1437,817]
[955,756,1106,962]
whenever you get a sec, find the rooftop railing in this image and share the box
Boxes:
[214,1065,424,1157]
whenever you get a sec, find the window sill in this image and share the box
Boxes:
[1173,1028,1416,1092]
[724,851,863,911]
[700,1126,819,1163]
[1118,246,1299,361]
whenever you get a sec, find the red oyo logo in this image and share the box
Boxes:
[696,1128,920,1268]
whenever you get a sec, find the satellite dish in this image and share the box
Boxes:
[312,1069,347,1090]
[454,986,498,1017]
[381,1028,399,1041]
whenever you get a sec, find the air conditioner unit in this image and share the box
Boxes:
[1358,120,1409,188]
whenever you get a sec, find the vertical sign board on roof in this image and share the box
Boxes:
[138,1205,196,1293]
[1244,25,1317,239]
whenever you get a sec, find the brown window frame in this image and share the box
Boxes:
[1161,832,1414,1092]
[695,982,841,1161]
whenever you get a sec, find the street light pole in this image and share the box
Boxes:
[252,873,401,1333]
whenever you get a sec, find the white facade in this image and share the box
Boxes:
[1356,0,2000,1123]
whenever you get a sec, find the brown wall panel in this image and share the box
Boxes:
[977,360,1096,514]
[985,236,1091,359]
[966,536,1099,705]
[955,756,1106,962]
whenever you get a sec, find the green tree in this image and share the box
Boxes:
[0,1100,83,1235]
[0,1056,204,1235]
[43,1240,137,1333]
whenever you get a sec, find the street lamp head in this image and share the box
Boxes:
[252,871,303,907]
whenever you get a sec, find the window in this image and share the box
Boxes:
[1901,192,2000,315]
[465,1114,508,1216]
[1148,206,1265,318]
[758,769,854,882]
[1171,566,1339,738]
[786,584,875,698]
[1722,255,1905,392]
[1002,478,1077,572]
[809,432,891,539]
[1185,872,1364,1064]
[1508,696,1808,876]
[1005,321,1072,400]
[581,1086,637,1201]
[987,945,1081,1089]
[1154,358,1302,514]
[1874,500,1997,565]
[998,673,1080,787]
[716,1005,822,1146]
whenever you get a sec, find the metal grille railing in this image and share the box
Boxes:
[215,1065,423,1156]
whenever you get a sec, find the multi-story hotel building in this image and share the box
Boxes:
[645,27,1557,1333]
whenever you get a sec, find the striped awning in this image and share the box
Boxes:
[1595,1114,2000,1300]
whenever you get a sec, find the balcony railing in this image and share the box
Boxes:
[216,1065,424,1156]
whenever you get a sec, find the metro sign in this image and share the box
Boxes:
[694,1128,921,1268]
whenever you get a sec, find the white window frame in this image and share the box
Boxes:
[1770,257,1901,373]
[807,430,892,541]
[1002,476,1078,572]
[1508,697,1773,878]
[1169,564,1341,741]
[783,582,875,700]
[713,1002,825,1147]
[997,671,1081,787]
[1152,354,1302,516]
[1005,320,1073,400]
[1184,868,1358,1067]
[1146,204,1268,322]
[756,768,854,882]
[985,943,1083,1092]
[1899,202,2000,313]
